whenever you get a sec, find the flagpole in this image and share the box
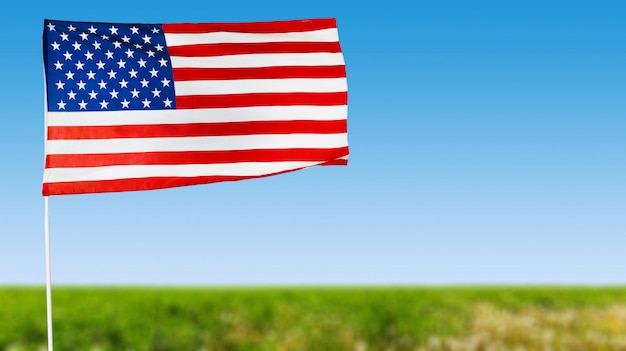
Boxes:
[44,196,54,351]
[43,59,54,349]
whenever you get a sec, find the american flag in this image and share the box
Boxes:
[42,18,348,196]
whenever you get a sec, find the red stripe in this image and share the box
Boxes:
[320,159,348,166]
[42,161,346,195]
[46,147,349,168]
[167,42,342,57]
[48,120,347,140]
[176,92,347,109]
[43,154,348,195]
[43,176,268,195]
[173,66,346,81]
[162,18,337,34]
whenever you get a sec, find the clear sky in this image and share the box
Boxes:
[1,0,625,285]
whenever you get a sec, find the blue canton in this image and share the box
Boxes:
[44,20,176,111]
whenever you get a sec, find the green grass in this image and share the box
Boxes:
[2,286,626,350]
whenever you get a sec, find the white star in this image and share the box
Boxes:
[101,34,109,40]
[140,78,150,87]
[107,70,117,79]
[158,58,168,67]
[151,88,161,97]
[155,44,164,51]
[121,35,131,43]
[98,80,108,89]
[141,98,151,108]
[96,61,106,70]
[77,80,87,90]
[130,88,140,98]
[92,41,101,50]
[68,25,76,31]
[142,34,151,44]
[130,26,139,34]
[67,90,77,100]
[99,100,109,109]
[54,61,63,70]
[84,51,94,60]
[128,69,138,78]
[88,90,98,99]
[151,27,160,34]
[121,99,130,108]
[119,79,129,88]
[75,61,85,70]
[60,33,69,41]
[79,32,89,40]
[117,59,126,68]
[125,49,134,58]
[161,77,171,87]
[51,41,60,50]
[47,23,56,31]
[65,71,75,80]
[112,41,122,49]
[88,25,97,34]
[163,98,173,108]
[86,70,96,80]
[149,68,159,77]
[135,44,143,49]
[78,100,88,109]
[72,41,81,51]
[109,89,119,99]
[105,50,114,59]
[57,100,66,110]
[63,51,73,60]
[146,50,155,58]
[55,80,65,90]
[109,26,118,35]
[137,58,147,68]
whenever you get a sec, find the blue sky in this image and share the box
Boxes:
[1,0,625,285]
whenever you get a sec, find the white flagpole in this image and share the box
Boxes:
[44,196,54,351]
[43,60,54,350]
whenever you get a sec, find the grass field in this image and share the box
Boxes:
[2,287,626,350]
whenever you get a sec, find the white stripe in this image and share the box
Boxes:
[47,106,348,126]
[44,161,323,183]
[174,78,347,96]
[164,28,339,46]
[170,53,344,69]
[46,133,348,154]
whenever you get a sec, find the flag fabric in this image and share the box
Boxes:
[42,18,348,196]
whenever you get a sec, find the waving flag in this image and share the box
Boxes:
[42,18,348,195]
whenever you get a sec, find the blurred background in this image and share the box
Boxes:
[1,0,625,349]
